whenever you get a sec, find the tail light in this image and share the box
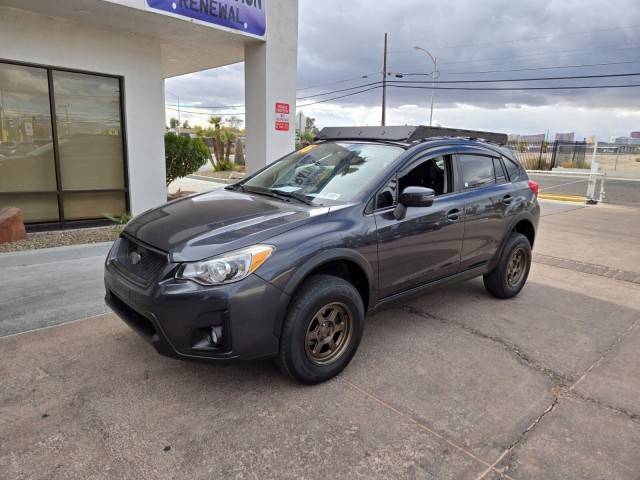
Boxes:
[528,180,539,196]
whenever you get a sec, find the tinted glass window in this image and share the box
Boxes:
[399,156,450,196]
[503,156,522,180]
[459,155,495,189]
[0,62,58,222]
[493,157,507,183]
[244,142,402,204]
[375,177,397,209]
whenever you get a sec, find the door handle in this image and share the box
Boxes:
[502,194,513,205]
[446,208,461,221]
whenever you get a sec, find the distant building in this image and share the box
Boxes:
[296,111,307,133]
[555,132,575,142]
[520,133,546,143]
[610,136,631,144]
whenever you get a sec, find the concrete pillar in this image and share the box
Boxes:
[244,0,298,174]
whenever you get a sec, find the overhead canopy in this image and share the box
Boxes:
[0,0,265,77]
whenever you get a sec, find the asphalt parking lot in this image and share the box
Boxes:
[1,201,639,479]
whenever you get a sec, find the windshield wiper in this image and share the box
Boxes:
[235,185,316,206]
[240,185,293,202]
[270,189,315,206]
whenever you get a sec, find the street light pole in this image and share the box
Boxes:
[414,46,437,126]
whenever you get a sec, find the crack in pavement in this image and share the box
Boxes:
[399,304,640,477]
[564,390,640,424]
[399,304,574,386]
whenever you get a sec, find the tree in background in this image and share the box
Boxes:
[228,116,243,129]
[182,120,190,129]
[169,117,179,129]
[300,131,315,146]
[208,116,224,166]
[222,129,237,162]
[234,138,245,167]
[305,117,319,136]
[164,132,209,186]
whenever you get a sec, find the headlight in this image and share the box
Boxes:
[178,244,274,285]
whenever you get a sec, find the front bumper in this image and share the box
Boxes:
[104,259,290,362]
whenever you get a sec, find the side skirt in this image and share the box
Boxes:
[369,265,488,314]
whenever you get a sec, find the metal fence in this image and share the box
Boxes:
[507,140,589,171]
[508,140,640,173]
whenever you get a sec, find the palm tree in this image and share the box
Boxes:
[221,129,237,163]
[300,131,315,146]
[208,116,224,165]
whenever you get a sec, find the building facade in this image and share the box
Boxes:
[0,0,298,227]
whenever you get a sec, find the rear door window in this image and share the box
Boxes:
[459,155,496,189]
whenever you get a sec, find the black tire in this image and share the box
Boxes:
[483,232,532,299]
[276,274,365,384]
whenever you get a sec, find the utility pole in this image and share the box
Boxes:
[381,33,388,126]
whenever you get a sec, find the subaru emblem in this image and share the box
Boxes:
[129,252,142,265]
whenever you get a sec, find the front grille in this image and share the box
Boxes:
[111,236,167,286]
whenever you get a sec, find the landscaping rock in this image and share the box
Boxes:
[0,207,27,244]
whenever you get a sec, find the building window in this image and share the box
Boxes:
[0,61,128,226]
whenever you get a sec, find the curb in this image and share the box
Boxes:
[188,174,240,184]
[0,242,113,268]
[538,193,586,203]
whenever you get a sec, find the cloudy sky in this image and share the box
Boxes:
[166,0,640,140]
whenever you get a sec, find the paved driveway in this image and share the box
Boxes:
[1,202,639,479]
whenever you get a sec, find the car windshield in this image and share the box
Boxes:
[240,142,403,204]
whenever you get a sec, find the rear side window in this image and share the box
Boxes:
[503,156,523,181]
[493,158,507,183]
[459,155,496,189]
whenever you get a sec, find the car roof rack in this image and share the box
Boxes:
[315,126,508,145]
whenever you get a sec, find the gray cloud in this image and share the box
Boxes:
[166,0,640,132]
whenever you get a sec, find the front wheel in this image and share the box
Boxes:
[483,232,532,299]
[276,274,365,384]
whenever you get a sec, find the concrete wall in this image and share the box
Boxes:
[244,0,298,173]
[0,6,167,215]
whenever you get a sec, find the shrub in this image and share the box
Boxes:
[213,158,234,171]
[104,211,133,239]
[164,132,210,186]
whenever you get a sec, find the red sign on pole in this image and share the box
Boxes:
[275,102,290,131]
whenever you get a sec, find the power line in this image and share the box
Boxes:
[389,83,640,91]
[169,81,640,117]
[386,71,640,84]
[398,59,640,76]
[432,23,640,50]
[296,71,381,92]
[166,107,246,116]
[434,43,640,67]
[177,72,640,110]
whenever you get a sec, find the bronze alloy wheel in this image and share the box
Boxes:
[506,246,527,288]
[304,302,353,366]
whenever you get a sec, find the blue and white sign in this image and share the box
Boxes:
[146,0,266,37]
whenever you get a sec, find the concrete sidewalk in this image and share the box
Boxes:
[1,200,639,479]
[1,254,639,479]
[0,243,113,337]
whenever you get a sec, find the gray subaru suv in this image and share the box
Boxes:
[104,126,540,384]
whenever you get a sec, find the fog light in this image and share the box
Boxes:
[209,326,223,347]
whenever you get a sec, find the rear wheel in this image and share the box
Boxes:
[483,232,531,299]
[276,274,364,384]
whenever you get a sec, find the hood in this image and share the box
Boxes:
[125,188,326,262]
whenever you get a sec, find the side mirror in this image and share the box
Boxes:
[393,186,435,219]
